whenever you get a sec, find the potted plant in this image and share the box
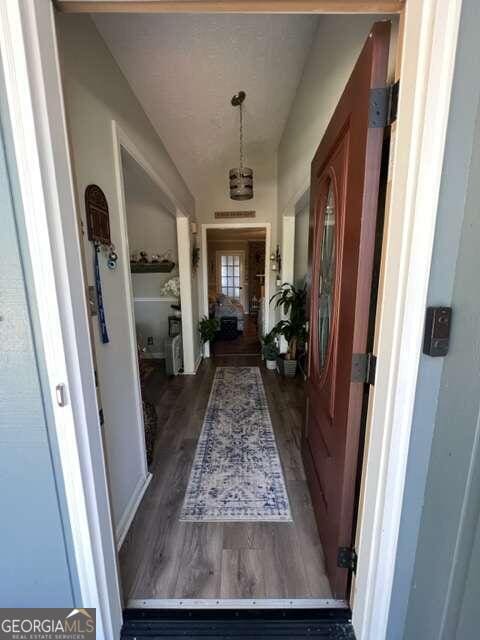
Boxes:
[270,283,308,378]
[198,316,219,356]
[262,331,280,370]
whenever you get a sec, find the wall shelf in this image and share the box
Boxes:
[130,261,175,274]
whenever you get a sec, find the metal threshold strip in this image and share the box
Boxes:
[127,598,348,609]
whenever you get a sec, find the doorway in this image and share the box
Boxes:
[7,1,462,638]
[206,227,267,357]
[201,223,271,358]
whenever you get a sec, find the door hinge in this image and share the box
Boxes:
[369,80,399,128]
[351,353,377,385]
[337,547,358,573]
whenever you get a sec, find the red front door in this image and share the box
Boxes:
[303,21,390,598]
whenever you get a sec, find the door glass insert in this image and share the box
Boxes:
[220,254,241,300]
[318,181,336,369]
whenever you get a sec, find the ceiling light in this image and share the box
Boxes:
[229,91,253,201]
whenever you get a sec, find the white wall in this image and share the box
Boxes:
[196,154,277,330]
[294,202,309,289]
[277,15,397,220]
[56,14,195,534]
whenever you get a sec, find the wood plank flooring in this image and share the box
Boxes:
[119,356,332,602]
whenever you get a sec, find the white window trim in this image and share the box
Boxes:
[0,1,462,639]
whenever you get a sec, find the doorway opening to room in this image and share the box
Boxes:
[55,8,398,613]
[120,146,183,471]
[205,226,268,357]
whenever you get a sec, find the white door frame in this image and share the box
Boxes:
[111,121,196,375]
[201,222,271,357]
[0,1,462,638]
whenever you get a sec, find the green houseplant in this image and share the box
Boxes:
[261,330,280,370]
[270,283,308,377]
[198,316,219,352]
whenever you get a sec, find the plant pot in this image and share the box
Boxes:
[277,356,297,378]
[265,359,277,371]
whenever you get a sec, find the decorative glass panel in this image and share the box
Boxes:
[318,182,336,369]
[220,254,242,300]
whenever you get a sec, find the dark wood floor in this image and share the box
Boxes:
[119,356,331,603]
[212,315,261,356]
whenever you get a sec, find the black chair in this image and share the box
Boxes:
[218,316,239,340]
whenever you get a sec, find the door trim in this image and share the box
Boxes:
[0,1,462,639]
[55,1,405,14]
[201,222,271,357]
[352,1,462,637]
[111,121,196,374]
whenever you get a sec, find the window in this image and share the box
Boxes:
[220,254,241,299]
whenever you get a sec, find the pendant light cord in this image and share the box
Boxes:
[239,101,244,171]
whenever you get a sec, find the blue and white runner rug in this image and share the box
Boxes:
[180,366,292,522]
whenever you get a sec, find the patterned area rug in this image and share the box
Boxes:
[180,366,292,522]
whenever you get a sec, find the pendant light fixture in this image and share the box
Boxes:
[229,91,253,200]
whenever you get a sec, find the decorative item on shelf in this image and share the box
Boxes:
[269,283,308,378]
[161,249,174,263]
[229,91,254,201]
[130,248,175,273]
[270,244,282,273]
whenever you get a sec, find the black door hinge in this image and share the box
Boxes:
[351,353,377,385]
[369,80,400,128]
[337,547,358,573]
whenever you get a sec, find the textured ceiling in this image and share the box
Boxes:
[94,14,320,196]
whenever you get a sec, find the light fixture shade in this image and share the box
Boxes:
[229,167,254,200]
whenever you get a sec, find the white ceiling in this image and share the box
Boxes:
[94,14,320,196]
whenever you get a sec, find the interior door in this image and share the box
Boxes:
[303,21,390,598]
[218,251,245,308]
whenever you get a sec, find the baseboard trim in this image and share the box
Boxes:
[116,472,152,550]
[182,353,203,375]
[194,353,203,373]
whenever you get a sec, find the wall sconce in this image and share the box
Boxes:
[270,245,282,272]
